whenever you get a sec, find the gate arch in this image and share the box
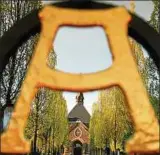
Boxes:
[0,1,159,154]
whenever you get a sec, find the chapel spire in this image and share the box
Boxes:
[76,92,84,105]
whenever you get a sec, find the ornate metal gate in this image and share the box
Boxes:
[0,0,160,154]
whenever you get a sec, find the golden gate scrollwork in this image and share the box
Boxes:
[0,6,159,154]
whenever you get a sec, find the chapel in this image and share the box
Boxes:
[64,93,90,155]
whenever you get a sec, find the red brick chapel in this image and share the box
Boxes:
[64,93,90,155]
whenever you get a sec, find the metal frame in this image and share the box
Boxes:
[0,1,160,154]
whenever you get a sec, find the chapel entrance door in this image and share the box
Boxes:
[73,140,82,155]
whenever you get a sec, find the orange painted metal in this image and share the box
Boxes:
[0,6,159,154]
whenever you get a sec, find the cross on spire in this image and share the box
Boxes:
[76,92,84,105]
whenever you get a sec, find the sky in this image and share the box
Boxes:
[3,0,154,128]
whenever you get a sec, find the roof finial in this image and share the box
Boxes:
[130,0,135,13]
[76,92,84,105]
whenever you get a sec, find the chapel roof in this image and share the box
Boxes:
[68,93,90,124]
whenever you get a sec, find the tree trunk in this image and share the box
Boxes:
[53,148,56,155]
[33,130,37,152]
[100,148,102,155]
[0,108,4,133]
[33,103,39,152]
[159,0,160,33]
[49,128,52,155]
[44,137,48,154]
[114,91,117,151]
[114,137,116,152]
[47,131,51,155]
